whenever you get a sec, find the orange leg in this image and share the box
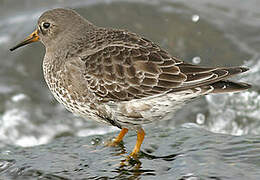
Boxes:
[113,128,129,144]
[130,128,145,158]
[106,128,128,147]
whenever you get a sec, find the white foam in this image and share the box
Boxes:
[11,93,29,102]
[0,35,9,44]
[77,126,118,137]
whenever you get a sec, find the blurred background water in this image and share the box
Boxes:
[0,0,260,179]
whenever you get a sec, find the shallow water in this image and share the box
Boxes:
[1,127,260,180]
[0,127,260,180]
[0,0,260,179]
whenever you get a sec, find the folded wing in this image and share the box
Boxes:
[80,34,250,102]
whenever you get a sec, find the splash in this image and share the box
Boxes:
[204,59,260,135]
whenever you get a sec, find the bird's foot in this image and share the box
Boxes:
[120,152,141,167]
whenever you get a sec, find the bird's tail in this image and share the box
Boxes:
[209,80,251,94]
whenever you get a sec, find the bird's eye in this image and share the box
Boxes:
[42,22,50,29]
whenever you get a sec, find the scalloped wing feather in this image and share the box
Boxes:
[80,32,250,102]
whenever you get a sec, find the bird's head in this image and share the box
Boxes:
[10,8,93,51]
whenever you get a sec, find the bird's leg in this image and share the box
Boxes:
[130,128,145,158]
[106,128,128,146]
[113,128,129,144]
[120,128,145,165]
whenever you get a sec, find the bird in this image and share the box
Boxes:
[10,8,251,159]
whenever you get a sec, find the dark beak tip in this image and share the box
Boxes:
[10,47,16,51]
[9,45,20,51]
[9,30,39,52]
[9,43,24,52]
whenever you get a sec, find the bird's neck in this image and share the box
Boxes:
[47,25,97,58]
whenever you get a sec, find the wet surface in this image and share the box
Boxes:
[0,0,260,179]
[1,127,260,180]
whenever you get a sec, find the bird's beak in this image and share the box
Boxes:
[10,29,39,51]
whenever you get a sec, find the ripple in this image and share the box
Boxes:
[0,159,15,173]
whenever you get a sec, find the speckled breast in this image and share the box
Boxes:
[42,57,101,121]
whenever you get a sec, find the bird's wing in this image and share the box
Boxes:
[80,35,248,102]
